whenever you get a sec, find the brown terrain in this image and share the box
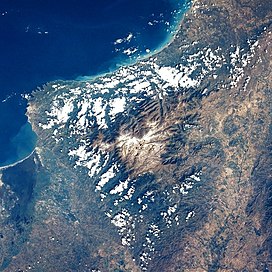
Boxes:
[109,0,272,270]
[110,0,272,269]
[0,0,271,271]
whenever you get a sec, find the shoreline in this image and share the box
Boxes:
[22,1,193,171]
[0,149,36,171]
[29,0,193,93]
[22,0,194,171]
[75,1,192,82]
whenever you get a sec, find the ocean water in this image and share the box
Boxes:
[0,0,189,167]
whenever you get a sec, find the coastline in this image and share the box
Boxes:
[0,149,35,171]
[23,1,193,167]
[0,1,192,178]
[23,1,193,174]
[34,0,193,87]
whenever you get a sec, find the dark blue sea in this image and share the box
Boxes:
[0,0,189,167]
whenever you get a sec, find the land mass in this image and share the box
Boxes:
[0,0,271,271]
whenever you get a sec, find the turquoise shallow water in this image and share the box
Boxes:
[0,0,189,167]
